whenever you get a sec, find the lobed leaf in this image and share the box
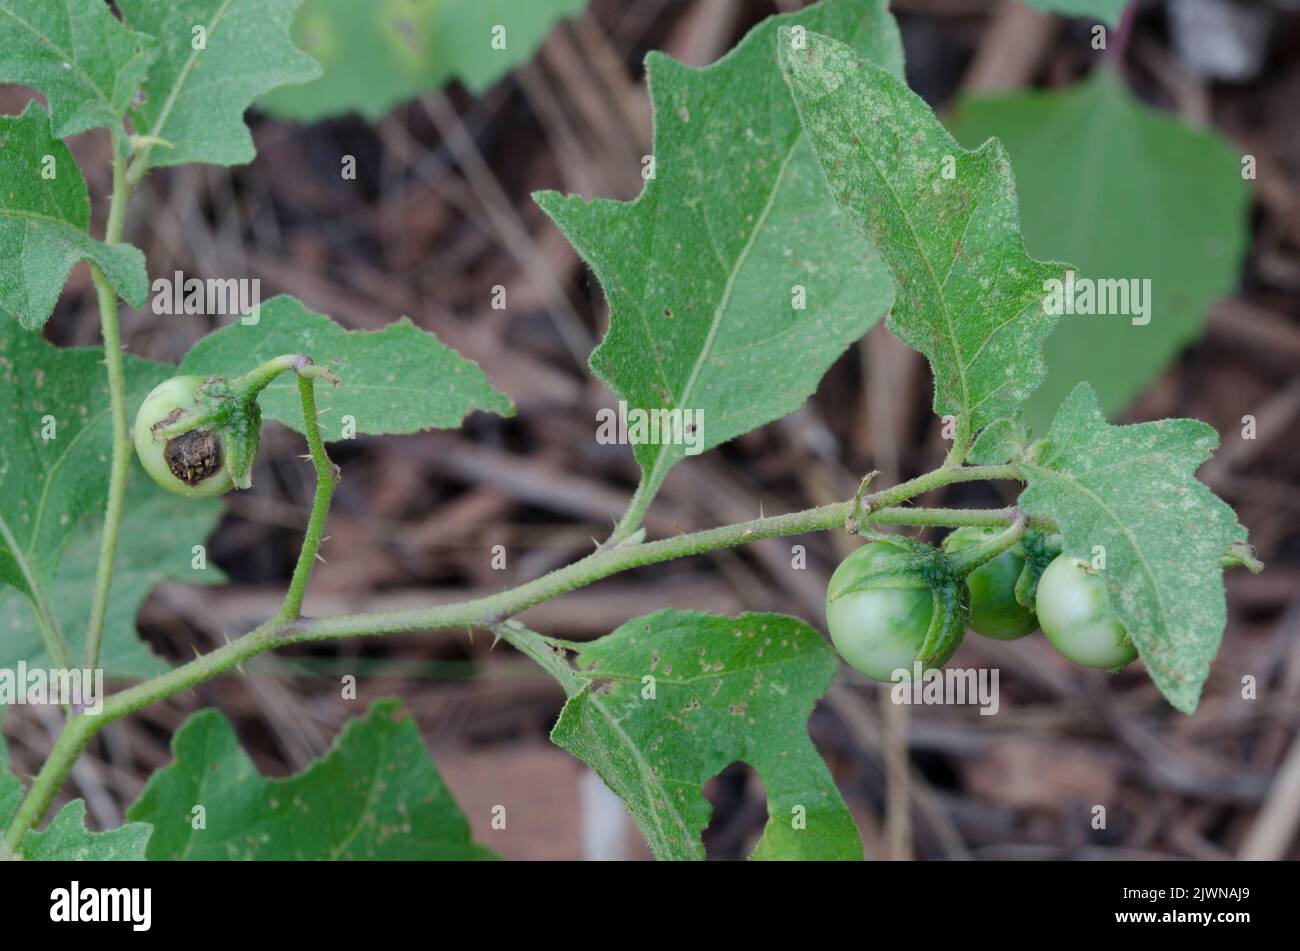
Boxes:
[1,771,152,859]
[127,699,494,860]
[948,72,1250,432]
[118,0,321,173]
[538,0,900,515]
[178,295,514,438]
[547,610,861,861]
[261,0,588,121]
[0,102,148,330]
[0,0,158,139]
[779,28,1069,444]
[1019,383,1241,713]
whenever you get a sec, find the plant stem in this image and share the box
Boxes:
[83,147,134,672]
[869,505,1053,531]
[608,477,653,545]
[7,377,341,851]
[847,463,1023,531]
[941,415,973,468]
[277,376,339,622]
[0,462,1027,847]
[943,511,1029,576]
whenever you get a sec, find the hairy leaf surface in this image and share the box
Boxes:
[179,295,514,438]
[547,611,861,861]
[119,0,320,172]
[538,0,901,514]
[127,700,494,859]
[1019,384,1241,712]
[0,103,147,329]
[0,0,158,138]
[780,28,1069,443]
[948,72,1249,432]
[2,772,152,859]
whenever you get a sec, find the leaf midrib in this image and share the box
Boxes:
[584,687,696,859]
[138,0,237,146]
[817,75,978,422]
[1025,463,1169,666]
[637,129,803,496]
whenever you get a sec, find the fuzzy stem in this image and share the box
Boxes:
[0,450,1250,850]
[941,415,973,468]
[10,493,1028,846]
[277,376,339,622]
[869,505,1053,531]
[608,478,654,545]
[943,511,1030,576]
[83,146,134,672]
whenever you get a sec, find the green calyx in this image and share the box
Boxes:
[827,535,969,668]
[1013,530,1063,610]
[149,354,339,490]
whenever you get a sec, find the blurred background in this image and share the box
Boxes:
[4,0,1299,860]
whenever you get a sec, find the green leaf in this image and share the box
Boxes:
[1,772,152,859]
[0,101,148,330]
[0,315,173,614]
[1021,0,1128,25]
[0,0,158,138]
[118,0,321,173]
[546,611,861,861]
[127,699,495,859]
[779,28,1069,445]
[948,72,1250,433]
[25,801,153,860]
[0,473,226,677]
[262,0,588,121]
[178,295,513,438]
[1019,383,1240,713]
[0,707,9,771]
[537,0,900,513]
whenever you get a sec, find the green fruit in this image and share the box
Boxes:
[1035,555,1138,670]
[133,376,234,499]
[943,527,1037,640]
[824,538,967,682]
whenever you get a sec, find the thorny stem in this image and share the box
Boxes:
[277,375,340,622]
[83,145,134,673]
[3,456,1258,852]
[7,369,341,854]
[847,463,1023,533]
